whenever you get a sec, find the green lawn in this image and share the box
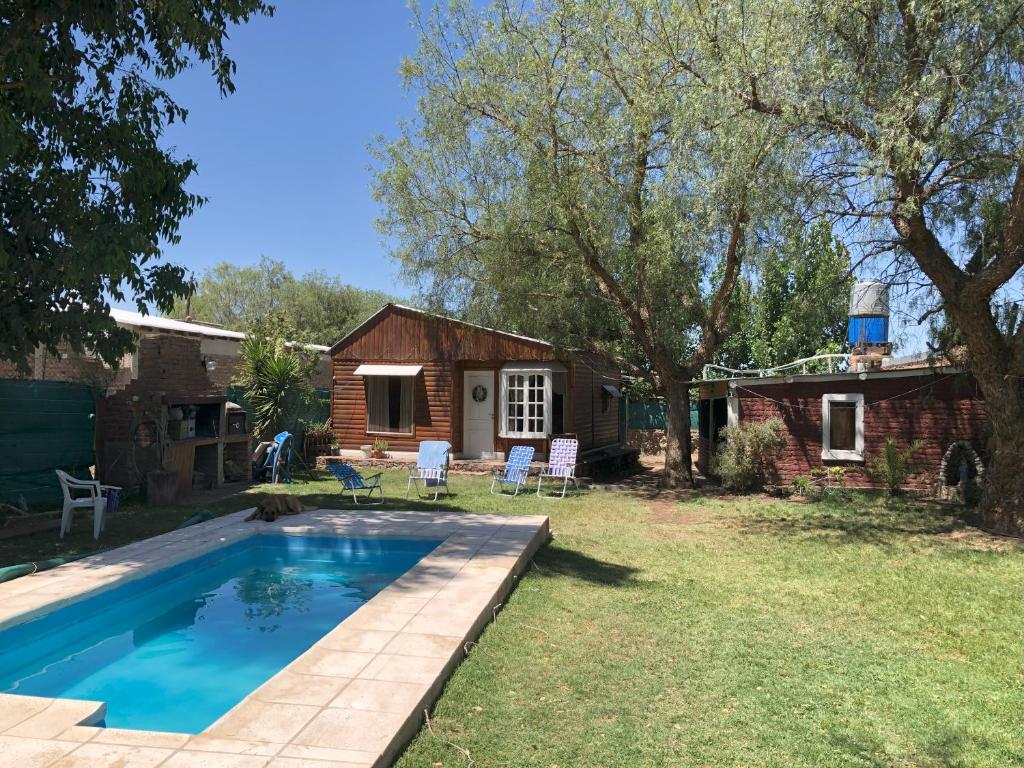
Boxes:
[2,472,1021,767]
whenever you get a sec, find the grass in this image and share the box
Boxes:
[1,472,1021,766]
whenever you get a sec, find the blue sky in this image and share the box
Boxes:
[155,1,420,298]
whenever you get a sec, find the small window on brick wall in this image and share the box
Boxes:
[821,393,864,461]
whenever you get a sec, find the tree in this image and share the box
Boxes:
[374,0,793,487]
[171,256,396,346]
[718,221,854,370]
[700,0,1024,532]
[0,1,273,369]
[237,331,313,441]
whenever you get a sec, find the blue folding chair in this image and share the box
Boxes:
[326,462,384,505]
[254,431,294,484]
[490,445,535,496]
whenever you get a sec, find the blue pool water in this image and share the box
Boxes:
[0,535,440,733]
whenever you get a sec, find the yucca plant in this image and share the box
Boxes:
[238,335,311,440]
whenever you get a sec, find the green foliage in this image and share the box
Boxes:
[237,333,313,441]
[373,0,795,384]
[867,437,926,496]
[171,256,397,347]
[791,475,813,497]
[717,418,787,491]
[718,221,854,370]
[0,0,272,369]
[371,437,389,456]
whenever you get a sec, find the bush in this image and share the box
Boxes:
[717,418,787,492]
[866,437,925,496]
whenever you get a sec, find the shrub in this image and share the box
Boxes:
[717,418,787,492]
[867,437,926,496]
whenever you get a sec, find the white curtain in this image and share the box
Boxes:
[367,376,414,434]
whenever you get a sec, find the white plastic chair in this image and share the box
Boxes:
[56,470,120,540]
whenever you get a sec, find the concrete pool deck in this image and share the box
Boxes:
[0,507,550,767]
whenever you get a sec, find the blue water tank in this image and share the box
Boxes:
[847,315,889,346]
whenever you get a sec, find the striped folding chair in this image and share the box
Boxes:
[536,438,579,499]
[326,462,384,505]
[406,440,452,501]
[490,445,535,496]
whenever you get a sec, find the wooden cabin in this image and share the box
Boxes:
[329,304,622,459]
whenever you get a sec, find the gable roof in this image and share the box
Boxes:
[328,303,555,355]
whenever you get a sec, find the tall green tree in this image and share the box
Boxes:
[697,0,1024,532]
[718,221,854,370]
[0,1,273,369]
[171,256,397,346]
[375,0,794,487]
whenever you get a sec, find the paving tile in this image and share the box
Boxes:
[207,700,321,744]
[332,606,414,633]
[266,758,370,768]
[290,648,376,679]
[51,742,173,767]
[402,611,478,637]
[328,679,426,714]
[54,726,99,743]
[293,708,409,753]
[252,671,352,707]
[357,653,449,685]
[183,735,281,756]
[0,694,51,732]
[276,745,376,766]
[6,699,105,739]
[0,735,77,768]
[162,752,271,768]
[317,626,395,654]
[91,727,189,748]
[382,632,463,659]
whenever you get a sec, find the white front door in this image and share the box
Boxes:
[463,370,495,458]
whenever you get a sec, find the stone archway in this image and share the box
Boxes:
[937,441,984,500]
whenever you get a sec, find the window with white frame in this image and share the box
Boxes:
[821,393,864,461]
[500,366,556,439]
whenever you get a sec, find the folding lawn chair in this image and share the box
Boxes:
[490,445,535,496]
[326,462,384,505]
[536,438,579,499]
[406,440,452,501]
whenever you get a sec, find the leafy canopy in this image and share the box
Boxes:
[0,1,272,369]
[719,221,854,370]
[374,0,798,386]
[170,256,397,347]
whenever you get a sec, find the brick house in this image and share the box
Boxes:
[694,364,986,491]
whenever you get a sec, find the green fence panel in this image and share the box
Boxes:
[624,399,699,431]
[0,379,97,508]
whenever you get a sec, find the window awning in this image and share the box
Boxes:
[353,364,423,377]
[602,384,623,398]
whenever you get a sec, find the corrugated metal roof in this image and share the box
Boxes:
[109,308,330,352]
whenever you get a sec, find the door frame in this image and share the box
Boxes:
[461,368,497,459]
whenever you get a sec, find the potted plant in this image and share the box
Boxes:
[369,437,389,459]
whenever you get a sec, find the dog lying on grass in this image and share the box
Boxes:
[244,494,307,522]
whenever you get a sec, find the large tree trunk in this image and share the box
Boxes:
[969,363,1024,536]
[662,380,695,489]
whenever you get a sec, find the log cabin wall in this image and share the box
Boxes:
[331,305,569,453]
[571,351,622,451]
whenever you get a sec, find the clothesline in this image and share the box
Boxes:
[732,374,960,411]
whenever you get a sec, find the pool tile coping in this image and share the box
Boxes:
[0,507,550,768]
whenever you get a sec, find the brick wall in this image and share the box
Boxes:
[730,372,985,490]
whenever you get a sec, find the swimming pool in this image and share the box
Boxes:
[0,534,440,733]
